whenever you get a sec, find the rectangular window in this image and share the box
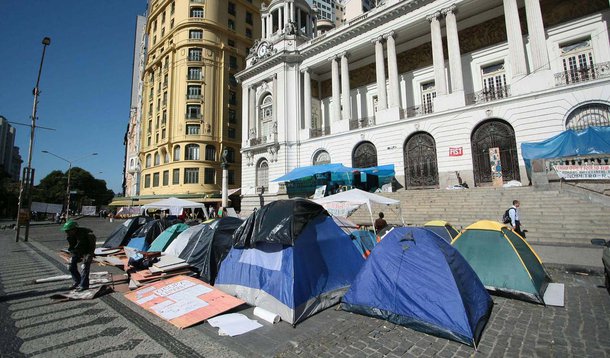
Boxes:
[229,74,237,87]
[228,108,237,123]
[162,110,167,125]
[188,67,202,80]
[205,146,216,161]
[229,56,238,69]
[170,2,175,14]
[162,128,166,139]
[184,168,199,184]
[228,170,235,185]
[204,168,215,184]
[246,12,253,25]
[421,82,436,114]
[186,124,200,134]
[228,2,236,15]
[187,85,201,99]
[245,28,252,38]
[228,19,235,30]
[188,48,202,61]
[172,169,180,184]
[228,127,236,139]
[189,30,203,39]
[144,174,151,188]
[190,7,204,18]
[186,105,201,119]
[229,91,237,105]
[560,39,595,84]
[228,39,235,47]
[481,62,508,101]
[153,172,160,187]
[163,170,169,186]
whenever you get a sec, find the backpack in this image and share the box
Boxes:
[502,208,514,224]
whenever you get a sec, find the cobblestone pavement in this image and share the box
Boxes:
[0,218,609,357]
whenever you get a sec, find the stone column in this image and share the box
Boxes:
[503,0,527,77]
[524,0,549,71]
[284,3,289,29]
[262,16,266,38]
[331,56,341,121]
[303,68,312,130]
[248,86,256,139]
[267,14,273,37]
[428,12,447,95]
[340,52,351,120]
[373,36,388,110]
[384,31,400,108]
[443,5,464,93]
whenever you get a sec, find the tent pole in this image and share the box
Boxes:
[399,205,405,226]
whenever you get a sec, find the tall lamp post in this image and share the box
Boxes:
[15,37,51,242]
[41,151,98,221]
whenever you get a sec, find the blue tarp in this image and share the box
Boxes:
[341,227,493,347]
[521,126,610,173]
[272,163,395,182]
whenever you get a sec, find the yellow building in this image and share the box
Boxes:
[139,0,261,205]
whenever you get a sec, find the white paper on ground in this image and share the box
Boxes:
[35,275,72,283]
[208,313,262,336]
[253,307,281,324]
[543,282,565,307]
[151,298,208,320]
[166,284,212,301]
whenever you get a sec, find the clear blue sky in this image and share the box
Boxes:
[0,0,147,194]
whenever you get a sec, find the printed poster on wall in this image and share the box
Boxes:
[449,147,463,156]
[125,275,244,329]
[489,147,503,187]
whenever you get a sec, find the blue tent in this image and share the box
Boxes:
[272,163,352,182]
[215,199,365,325]
[341,227,493,347]
[521,126,610,176]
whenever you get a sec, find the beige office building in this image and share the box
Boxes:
[138,0,262,205]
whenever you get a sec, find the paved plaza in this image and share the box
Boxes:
[0,218,609,357]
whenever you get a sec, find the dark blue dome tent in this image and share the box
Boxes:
[341,227,493,347]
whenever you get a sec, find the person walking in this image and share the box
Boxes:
[374,212,388,233]
[508,200,526,238]
[62,220,96,291]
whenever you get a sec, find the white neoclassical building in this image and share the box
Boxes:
[237,0,610,200]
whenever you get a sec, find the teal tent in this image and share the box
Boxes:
[148,223,189,252]
[451,220,551,304]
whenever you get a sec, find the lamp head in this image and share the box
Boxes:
[42,37,51,46]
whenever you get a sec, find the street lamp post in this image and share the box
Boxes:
[41,151,98,221]
[16,37,51,242]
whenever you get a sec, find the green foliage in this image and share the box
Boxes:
[33,167,115,208]
[0,170,19,218]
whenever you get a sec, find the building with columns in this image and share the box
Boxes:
[237,0,610,204]
[132,0,262,206]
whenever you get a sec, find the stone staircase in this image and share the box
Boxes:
[240,186,610,245]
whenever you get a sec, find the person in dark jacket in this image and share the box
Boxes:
[62,220,96,291]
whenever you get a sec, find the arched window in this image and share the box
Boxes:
[145,154,151,168]
[154,153,160,166]
[259,94,273,141]
[471,119,520,185]
[205,145,216,161]
[313,150,331,165]
[352,141,378,168]
[173,145,181,161]
[565,102,610,131]
[185,144,200,160]
[256,158,269,188]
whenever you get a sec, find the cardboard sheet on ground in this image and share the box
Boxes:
[208,313,262,336]
[543,282,565,307]
[50,285,113,301]
[125,275,244,329]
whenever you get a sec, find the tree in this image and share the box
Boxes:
[33,168,115,210]
[0,169,19,218]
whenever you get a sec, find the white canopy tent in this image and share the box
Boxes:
[314,189,404,231]
[141,197,209,218]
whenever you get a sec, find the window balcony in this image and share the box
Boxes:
[349,117,375,130]
[401,104,433,119]
[309,126,330,138]
[186,94,202,100]
[187,75,202,81]
[185,113,202,120]
[465,85,510,105]
[554,61,610,87]
[249,136,267,146]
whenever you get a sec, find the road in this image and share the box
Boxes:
[0,217,609,357]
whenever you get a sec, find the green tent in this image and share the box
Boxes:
[451,220,551,304]
[148,223,189,252]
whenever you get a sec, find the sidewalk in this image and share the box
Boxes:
[1,219,609,357]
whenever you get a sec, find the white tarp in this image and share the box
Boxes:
[31,202,63,214]
[141,197,207,216]
[81,205,96,216]
[314,189,404,228]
